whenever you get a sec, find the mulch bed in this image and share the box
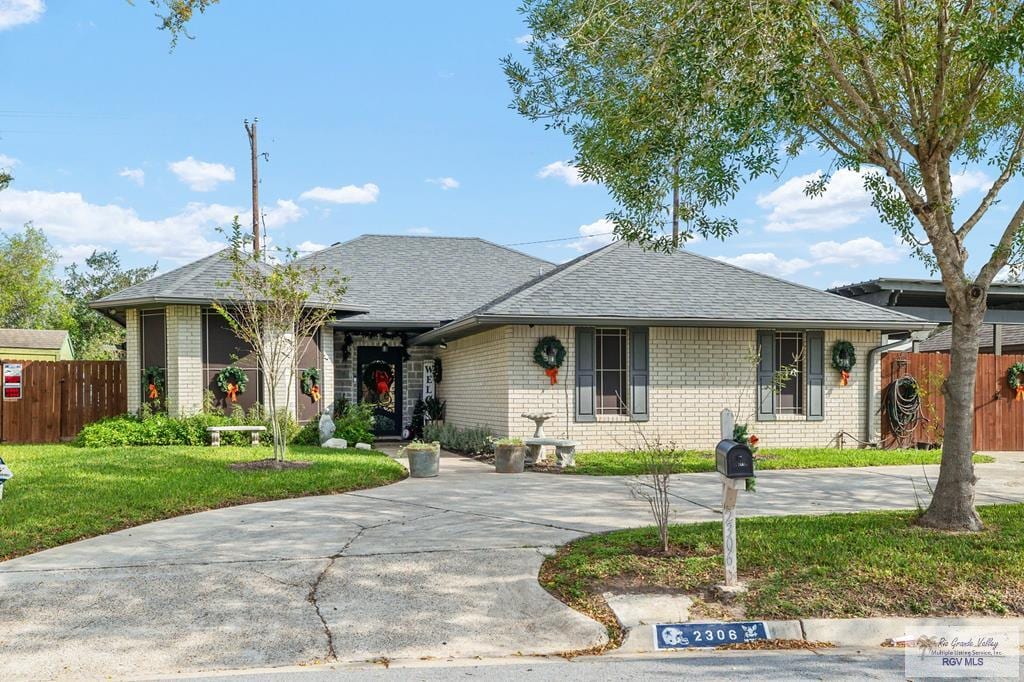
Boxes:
[229,459,313,471]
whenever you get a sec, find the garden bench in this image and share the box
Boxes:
[523,437,579,468]
[207,425,266,447]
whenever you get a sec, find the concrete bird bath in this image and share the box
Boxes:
[521,412,556,464]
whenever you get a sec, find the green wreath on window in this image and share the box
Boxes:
[831,340,857,386]
[301,367,322,402]
[143,366,164,401]
[216,366,248,402]
[533,336,566,384]
[1008,362,1024,401]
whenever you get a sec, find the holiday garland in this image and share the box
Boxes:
[831,340,857,386]
[216,366,248,402]
[1008,362,1024,401]
[143,366,164,401]
[533,336,566,384]
[301,367,322,402]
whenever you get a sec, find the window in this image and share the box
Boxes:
[595,328,627,415]
[774,331,805,415]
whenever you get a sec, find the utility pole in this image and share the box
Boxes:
[244,118,260,256]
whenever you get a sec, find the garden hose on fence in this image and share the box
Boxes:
[886,375,923,442]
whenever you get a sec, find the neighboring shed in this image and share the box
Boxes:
[0,329,74,361]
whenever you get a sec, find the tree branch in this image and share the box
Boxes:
[958,127,1024,239]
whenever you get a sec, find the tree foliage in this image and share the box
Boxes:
[63,251,157,359]
[507,0,1024,531]
[0,225,68,330]
[130,0,219,48]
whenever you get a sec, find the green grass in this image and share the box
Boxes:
[560,448,995,476]
[0,444,407,561]
[542,504,1024,620]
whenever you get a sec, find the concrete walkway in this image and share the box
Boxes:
[1,451,1022,679]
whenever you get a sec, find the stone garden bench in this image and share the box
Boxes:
[207,425,267,447]
[523,437,579,468]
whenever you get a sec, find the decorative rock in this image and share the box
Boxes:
[355,442,372,450]
[321,438,348,449]
[318,411,336,445]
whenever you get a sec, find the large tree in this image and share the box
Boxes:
[0,225,69,330]
[506,0,1024,530]
[63,251,157,359]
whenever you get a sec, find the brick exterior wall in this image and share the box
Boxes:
[435,327,511,434]
[125,308,141,414]
[439,324,882,451]
[164,305,203,417]
[320,327,334,412]
[332,332,436,430]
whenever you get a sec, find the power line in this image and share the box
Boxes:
[503,231,616,246]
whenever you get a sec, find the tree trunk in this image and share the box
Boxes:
[919,298,984,531]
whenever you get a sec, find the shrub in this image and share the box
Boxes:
[75,407,276,448]
[423,422,493,454]
[290,419,322,446]
[334,401,375,445]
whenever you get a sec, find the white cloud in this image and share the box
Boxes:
[426,176,460,190]
[538,160,589,187]
[567,218,617,252]
[807,236,906,266]
[716,252,812,277]
[118,167,145,186]
[951,169,992,198]
[168,156,235,192]
[58,243,102,266]
[758,168,875,232]
[262,199,304,228]
[295,240,326,256]
[0,153,19,168]
[406,227,434,235]
[515,33,533,45]
[0,0,43,31]
[300,182,379,204]
[0,188,250,262]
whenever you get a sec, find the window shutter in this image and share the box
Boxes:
[806,330,825,421]
[575,327,597,423]
[629,327,649,422]
[756,330,775,421]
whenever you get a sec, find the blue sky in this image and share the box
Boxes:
[0,1,1019,290]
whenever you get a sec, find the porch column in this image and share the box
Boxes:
[165,305,203,416]
[125,308,141,414]
[321,326,335,412]
[262,329,297,419]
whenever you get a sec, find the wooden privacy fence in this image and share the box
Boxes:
[0,360,127,443]
[882,351,1024,451]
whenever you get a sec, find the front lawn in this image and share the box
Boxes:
[0,444,406,561]
[552,447,994,476]
[542,504,1024,627]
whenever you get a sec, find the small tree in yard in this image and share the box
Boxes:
[629,448,676,553]
[214,219,347,463]
[507,0,1024,531]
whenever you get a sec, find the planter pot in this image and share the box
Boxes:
[406,444,440,478]
[494,444,526,474]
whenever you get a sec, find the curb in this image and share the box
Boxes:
[617,616,1024,652]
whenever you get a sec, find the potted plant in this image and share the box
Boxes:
[403,440,440,478]
[493,437,526,474]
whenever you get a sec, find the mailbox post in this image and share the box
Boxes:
[716,408,754,590]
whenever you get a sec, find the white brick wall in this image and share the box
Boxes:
[165,305,204,416]
[320,326,334,411]
[125,308,141,414]
[442,324,882,451]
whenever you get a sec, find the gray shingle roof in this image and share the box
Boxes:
[0,328,69,350]
[416,241,930,341]
[917,324,1024,352]
[91,249,367,312]
[297,235,555,326]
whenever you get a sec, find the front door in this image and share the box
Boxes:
[357,346,403,437]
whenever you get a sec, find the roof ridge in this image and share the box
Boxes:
[460,241,623,319]
[295,233,555,267]
[679,247,929,324]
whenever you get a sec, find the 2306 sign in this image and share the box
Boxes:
[654,622,769,650]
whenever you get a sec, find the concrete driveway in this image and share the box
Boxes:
[1,451,1022,679]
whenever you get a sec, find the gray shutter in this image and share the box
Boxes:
[575,327,597,423]
[629,327,649,422]
[757,330,775,421]
[806,330,825,421]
